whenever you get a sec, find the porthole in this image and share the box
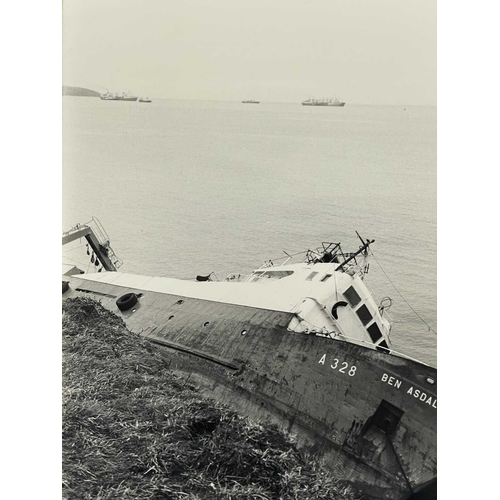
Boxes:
[168,315,174,320]
[241,330,247,336]
[203,321,210,327]
[176,300,184,305]
[426,377,436,385]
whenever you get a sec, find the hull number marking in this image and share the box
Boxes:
[318,354,357,377]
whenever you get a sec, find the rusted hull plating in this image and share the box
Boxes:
[64,277,437,500]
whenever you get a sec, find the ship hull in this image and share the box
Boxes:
[63,275,436,499]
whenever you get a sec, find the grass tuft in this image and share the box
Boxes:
[62,297,356,499]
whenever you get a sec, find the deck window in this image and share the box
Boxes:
[367,322,383,343]
[321,274,332,282]
[306,271,318,281]
[344,286,361,307]
[376,340,390,352]
[356,304,373,326]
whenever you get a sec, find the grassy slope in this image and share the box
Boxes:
[62,298,355,500]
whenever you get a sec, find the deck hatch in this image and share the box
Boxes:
[343,286,361,307]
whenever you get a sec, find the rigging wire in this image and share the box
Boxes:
[370,251,437,336]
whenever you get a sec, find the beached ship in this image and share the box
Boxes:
[139,97,152,103]
[302,97,345,107]
[62,218,436,500]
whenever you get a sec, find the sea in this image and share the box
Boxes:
[62,97,437,368]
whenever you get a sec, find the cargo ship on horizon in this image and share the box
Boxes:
[302,97,345,107]
[100,92,138,101]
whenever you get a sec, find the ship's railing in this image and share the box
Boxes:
[87,217,123,269]
[224,244,367,284]
[86,217,111,245]
[63,217,109,244]
[224,273,251,282]
[244,242,361,271]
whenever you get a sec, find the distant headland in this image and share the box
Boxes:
[62,86,100,97]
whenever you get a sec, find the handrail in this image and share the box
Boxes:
[88,216,110,245]
[63,217,109,245]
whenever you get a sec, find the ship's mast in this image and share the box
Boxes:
[334,235,374,272]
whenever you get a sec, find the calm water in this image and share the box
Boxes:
[62,97,437,367]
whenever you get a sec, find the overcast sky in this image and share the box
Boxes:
[62,0,436,105]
